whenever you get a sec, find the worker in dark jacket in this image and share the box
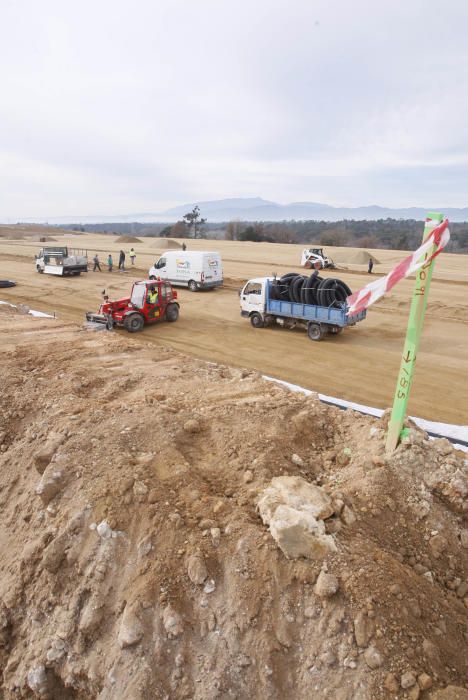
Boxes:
[368,258,374,274]
[93,254,101,272]
[118,250,125,270]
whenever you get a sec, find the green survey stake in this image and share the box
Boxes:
[385,212,444,453]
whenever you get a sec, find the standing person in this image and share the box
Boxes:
[118,250,125,271]
[107,254,113,272]
[182,242,187,251]
[93,253,102,272]
[129,248,136,265]
[368,258,374,274]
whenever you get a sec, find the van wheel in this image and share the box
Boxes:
[250,312,264,328]
[307,322,325,341]
[188,280,198,292]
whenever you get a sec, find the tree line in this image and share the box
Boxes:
[64,214,468,253]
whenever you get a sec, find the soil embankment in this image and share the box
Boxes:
[0,310,466,699]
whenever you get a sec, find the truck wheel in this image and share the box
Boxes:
[124,313,144,333]
[188,280,198,292]
[250,312,264,328]
[307,322,325,341]
[165,304,179,322]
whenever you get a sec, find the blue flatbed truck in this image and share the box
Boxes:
[240,277,366,341]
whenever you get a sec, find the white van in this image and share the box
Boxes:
[148,250,223,291]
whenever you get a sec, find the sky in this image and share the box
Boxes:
[1,0,467,218]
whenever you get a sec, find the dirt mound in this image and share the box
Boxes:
[31,235,58,242]
[114,235,142,244]
[151,238,182,249]
[332,249,380,265]
[0,316,466,699]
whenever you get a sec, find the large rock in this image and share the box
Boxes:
[257,477,336,560]
[258,476,334,522]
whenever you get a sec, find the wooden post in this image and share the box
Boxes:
[385,212,444,453]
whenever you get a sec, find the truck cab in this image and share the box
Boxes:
[240,278,270,318]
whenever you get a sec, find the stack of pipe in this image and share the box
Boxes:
[270,273,352,308]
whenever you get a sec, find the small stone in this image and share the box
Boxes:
[118,605,144,648]
[320,650,336,666]
[408,686,420,700]
[429,534,448,559]
[401,671,417,689]
[460,530,468,549]
[96,521,112,539]
[133,481,148,496]
[384,673,399,693]
[291,453,304,467]
[210,528,221,546]
[243,470,253,484]
[363,645,383,669]
[203,579,216,594]
[27,666,48,694]
[456,582,468,598]
[162,605,183,638]
[35,469,66,505]
[187,553,208,584]
[341,505,356,526]
[183,419,201,434]
[354,610,374,647]
[138,535,152,557]
[417,673,432,690]
[314,570,339,598]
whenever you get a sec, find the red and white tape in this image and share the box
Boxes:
[346,218,450,315]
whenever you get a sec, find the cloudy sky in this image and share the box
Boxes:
[1,0,467,218]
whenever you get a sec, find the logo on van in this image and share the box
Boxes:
[176,259,190,270]
[208,258,218,267]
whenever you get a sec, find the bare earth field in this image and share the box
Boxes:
[0,233,467,425]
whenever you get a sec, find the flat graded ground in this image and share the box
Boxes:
[0,234,467,425]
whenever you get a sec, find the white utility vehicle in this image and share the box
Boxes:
[35,246,88,276]
[300,247,335,269]
[149,250,223,291]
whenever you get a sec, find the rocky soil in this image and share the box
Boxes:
[0,308,466,699]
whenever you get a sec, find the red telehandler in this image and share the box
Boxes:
[86,279,179,332]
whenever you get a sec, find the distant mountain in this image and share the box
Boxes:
[3,198,468,224]
[158,199,468,223]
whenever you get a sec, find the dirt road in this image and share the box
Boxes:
[1,234,467,424]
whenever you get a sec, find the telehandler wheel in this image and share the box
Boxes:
[188,280,198,292]
[165,304,179,322]
[149,275,156,280]
[124,313,144,333]
[250,312,264,328]
[307,322,325,341]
